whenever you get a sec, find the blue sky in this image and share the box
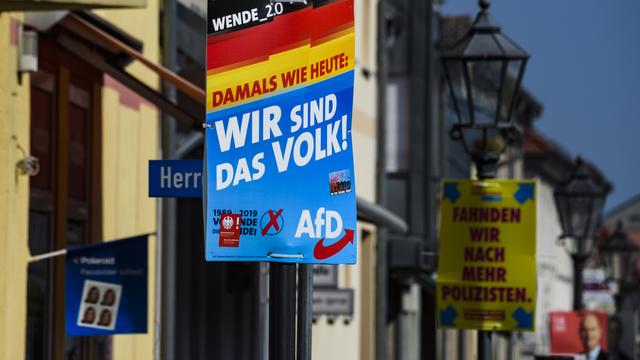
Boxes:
[441,0,640,212]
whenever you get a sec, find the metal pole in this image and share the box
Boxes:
[614,293,623,312]
[28,249,67,262]
[572,254,585,310]
[478,331,492,360]
[296,264,313,360]
[477,159,495,360]
[155,188,163,360]
[376,0,390,356]
[160,0,178,357]
[260,263,270,360]
[269,263,296,360]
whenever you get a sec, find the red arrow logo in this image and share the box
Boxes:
[313,229,355,260]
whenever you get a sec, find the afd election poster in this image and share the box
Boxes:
[204,0,357,264]
[437,179,536,331]
[66,235,148,335]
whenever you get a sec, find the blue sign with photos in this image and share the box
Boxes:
[65,235,148,335]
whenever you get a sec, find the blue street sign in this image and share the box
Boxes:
[148,160,202,198]
[65,235,148,335]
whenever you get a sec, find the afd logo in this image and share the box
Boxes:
[294,208,354,260]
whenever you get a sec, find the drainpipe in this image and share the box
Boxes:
[155,145,164,360]
[376,0,390,358]
[160,0,178,358]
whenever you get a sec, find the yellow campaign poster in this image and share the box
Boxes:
[437,179,536,331]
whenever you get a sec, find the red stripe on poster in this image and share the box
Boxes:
[207,0,353,71]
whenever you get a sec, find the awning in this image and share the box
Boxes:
[357,197,408,234]
[1,0,145,11]
[52,12,203,128]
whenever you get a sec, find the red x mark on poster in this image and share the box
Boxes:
[261,209,283,236]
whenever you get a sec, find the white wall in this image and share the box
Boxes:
[520,178,574,357]
[312,0,378,359]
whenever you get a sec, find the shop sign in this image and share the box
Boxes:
[437,179,537,331]
[204,0,357,264]
[312,288,354,316]
[312,264,338,288]
[65,235,148,335]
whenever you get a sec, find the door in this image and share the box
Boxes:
[25,34,105,360]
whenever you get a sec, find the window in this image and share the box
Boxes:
[26,34,105,360]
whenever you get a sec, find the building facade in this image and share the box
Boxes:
[0,1,162,358]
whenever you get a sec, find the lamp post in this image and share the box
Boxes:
[440,1,529,358]
[553,157,609,310]
[441,0,528,179]
[600,221,639,311]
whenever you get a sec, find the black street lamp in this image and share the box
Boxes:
[440,1,529,358]
[441,0,529,179]
[553,157,610,310]
[600,221,639,310]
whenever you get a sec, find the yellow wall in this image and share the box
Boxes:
[0,13,31,360]
[96,1,160,358]
[102,88,159,359]
[95,0,160,91]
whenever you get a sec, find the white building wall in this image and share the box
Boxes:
[520,178,574,357]
[312,0,378,358]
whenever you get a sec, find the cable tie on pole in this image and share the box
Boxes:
[268,253,304,259]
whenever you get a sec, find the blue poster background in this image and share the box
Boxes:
[65,235,148,335]
[205,71,357,264]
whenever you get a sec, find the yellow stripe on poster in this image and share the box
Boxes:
[206,30,355,113]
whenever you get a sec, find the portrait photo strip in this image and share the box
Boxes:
[76,280,122,331]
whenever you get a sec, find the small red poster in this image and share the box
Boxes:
[219,214,241,247]
[549,311,608,356]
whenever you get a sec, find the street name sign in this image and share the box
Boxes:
[148,160,202,198]
[204,0,357,264]
[436,179,537,331]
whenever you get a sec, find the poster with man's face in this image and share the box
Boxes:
[549,311,608,355]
